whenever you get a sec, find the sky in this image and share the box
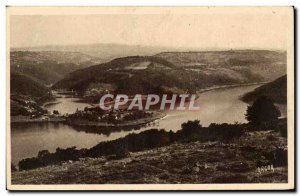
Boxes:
[10,11,289,50]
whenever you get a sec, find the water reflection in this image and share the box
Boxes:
[70,124,148,136]
[44,97,92,115]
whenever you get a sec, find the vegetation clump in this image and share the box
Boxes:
[246,96,281,130]
[18,120,246,170]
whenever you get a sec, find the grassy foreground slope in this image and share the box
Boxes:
[12,129,287,184]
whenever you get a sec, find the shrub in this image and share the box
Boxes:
[277,120,287,138]
[264,148,288,167]
[245,96,281,130]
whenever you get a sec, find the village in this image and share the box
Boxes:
[67,106,155,125]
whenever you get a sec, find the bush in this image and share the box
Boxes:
[245,96,281,130]
[277,119,287,138]
[208,123,245,141]
[264,148,288,167]
[19,147,84,170]
[87,129,172,157]
[53,110,59,115]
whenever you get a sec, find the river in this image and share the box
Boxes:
[11,84,286,165]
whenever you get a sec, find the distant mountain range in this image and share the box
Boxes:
[10,45,287,101]
[12,43,175,63]
[242,75,287,104]
[10,43,176,86]
[10,51,103,85]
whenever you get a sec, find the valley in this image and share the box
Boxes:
[9,48,288,184]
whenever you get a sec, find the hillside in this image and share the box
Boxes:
[10,51,102,85]
[242,75,287,104]
[49,49,287,101]
[10,72,52,116]
[53,56,187,93]
[53,55,249,97]
[156,50,286,82]
[11,72,50,98]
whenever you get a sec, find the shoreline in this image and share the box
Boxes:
[66,111,166,127]
[11,111,166,127]
[11,82,264,125]
[197,82,267,94]
[11,116,66,123]
[42,101,62,108]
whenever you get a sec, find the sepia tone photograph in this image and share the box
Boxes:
[6,6,294,191]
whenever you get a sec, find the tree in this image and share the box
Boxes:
[53,110,59,115]
[181,120,202,132]
[245,96,281,130]
[181,120,202,140]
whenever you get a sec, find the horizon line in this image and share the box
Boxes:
[10,42,286,52]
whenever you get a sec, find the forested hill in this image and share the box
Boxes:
[53,50,286,96]
[155,50,286,82]
[11,72,50,98]
[10,51,102,85]
[52,56,194,94]
[53,54,263,96]
[242,75,287,104]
